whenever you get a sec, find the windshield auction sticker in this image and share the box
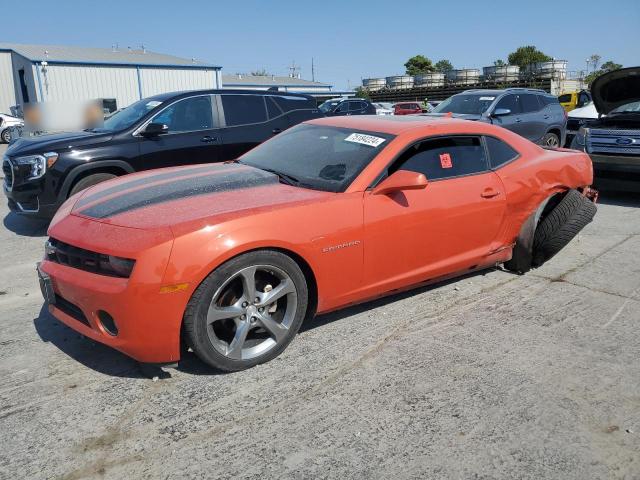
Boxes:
[479,97,495,101]
[345,133,386,147]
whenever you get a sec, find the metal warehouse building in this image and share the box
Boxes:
[0,43,221,113]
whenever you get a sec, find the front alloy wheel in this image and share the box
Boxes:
[183,250,308,371]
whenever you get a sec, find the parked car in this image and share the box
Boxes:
[318,98,376,116]
[0,112,24,143]
[394,102,422,115]
[558,90,592,112]
[570,66,640,191]
[373,102,394,115]
[2,90,321,218]
[39,115,596,372]
[565,101,598,146]
[428,88,567,147]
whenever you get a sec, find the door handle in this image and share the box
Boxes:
[201,136,218,143]
[481,188,500,198]
[543,114,550,119]
[272,128,282,135]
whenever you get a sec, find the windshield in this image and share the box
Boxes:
[101,98,164,131]
[319,100,340,113]
[432,94,496,115]
[239,124,394,192]
[610,100,640,114]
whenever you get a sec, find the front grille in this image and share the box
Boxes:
[54,294,90,326]
[2,157,13,190]
[46,238,133,278]
[588,128,640,155]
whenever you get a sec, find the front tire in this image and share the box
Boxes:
[69,173,117,196]
[1,128,10,143]
[183,250,308,372]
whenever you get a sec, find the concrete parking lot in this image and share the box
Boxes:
[0,181,639,479]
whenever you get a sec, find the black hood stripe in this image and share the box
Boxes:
[76,164,229,208]
[79,168,278,219]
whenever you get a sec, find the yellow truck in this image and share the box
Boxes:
[558,90,592,112]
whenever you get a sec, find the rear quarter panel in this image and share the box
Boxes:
[493,140,593,244]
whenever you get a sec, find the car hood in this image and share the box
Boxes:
[591,67,640,115]
[6,130,113,156]
[71,163,332,230]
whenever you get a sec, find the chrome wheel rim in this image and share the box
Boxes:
[546,135,559,147]
[206,265,297,360]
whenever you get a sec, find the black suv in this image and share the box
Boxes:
[318,98,377,116]
[3,90,321,218]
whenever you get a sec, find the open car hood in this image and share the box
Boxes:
[591,67,640,115]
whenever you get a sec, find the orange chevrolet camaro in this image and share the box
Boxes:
[38,116,597,371]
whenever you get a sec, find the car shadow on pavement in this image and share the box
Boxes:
[3,212,49,237]
[301,268,497,334]
[597,191,640,208]
[33,304,146,379]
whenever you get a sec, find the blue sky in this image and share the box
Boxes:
[4,0,639,90]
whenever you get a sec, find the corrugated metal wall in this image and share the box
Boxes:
[32,64,218,110]
[0,52,16,112]
[139,68,217,97]
[41,64,140,108]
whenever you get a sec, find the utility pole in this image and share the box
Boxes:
[311,57,315,82]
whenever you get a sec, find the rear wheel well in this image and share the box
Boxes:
[547,127,561,138]
[67,165,129,197]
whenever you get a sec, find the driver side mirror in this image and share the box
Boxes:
[492,108,511,117]
[372,170,428,196]
[141,122,169,136]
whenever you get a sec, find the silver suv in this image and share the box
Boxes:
[427,88,567,147]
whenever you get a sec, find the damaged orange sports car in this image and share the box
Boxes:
[38,116,597,371]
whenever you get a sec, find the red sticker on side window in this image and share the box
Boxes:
[439,153,452,168]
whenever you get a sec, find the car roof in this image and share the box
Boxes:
[147,89,315,102]
[306,114,492,135]
[460,88,549,95]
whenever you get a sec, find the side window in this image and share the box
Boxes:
[221,94,267,126]
[273,95,312,113]
[578,92,590,107]
[485,136,519,169]
[557,94,572,103]
[152,96,214,133]
[521,94,541,113]
[266,97,283,119]
[349,101,364,112]
[390,136,488,181]
[495,94,522,114]
[335,102,349,113]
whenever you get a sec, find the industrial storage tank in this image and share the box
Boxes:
[446,69,480,85]
[414,72,446,87]
[523,60,567,79]
[482,65,520,82]
[362,78,386,91]
[385,75,415,89]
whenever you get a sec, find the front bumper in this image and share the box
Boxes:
[590,153,640,191]
[41,213,182,363]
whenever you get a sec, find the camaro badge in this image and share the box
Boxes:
[322,240,361,253]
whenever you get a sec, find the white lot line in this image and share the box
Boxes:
[602,285,640,328]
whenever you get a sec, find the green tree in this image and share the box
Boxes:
[434,59,453,73]
[354,86,370,100]
[404,55,435,76]
[507,45,552,69]
[585,60,623,85]
[250,68,270,76]
[493,59,506,67]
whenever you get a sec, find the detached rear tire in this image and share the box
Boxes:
[69,173,117,196]
[183,250,308,372]
[531,189,597,267]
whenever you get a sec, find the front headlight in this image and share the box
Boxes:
[14,152,58,180]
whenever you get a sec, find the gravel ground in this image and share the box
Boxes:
[0,185,639,479]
